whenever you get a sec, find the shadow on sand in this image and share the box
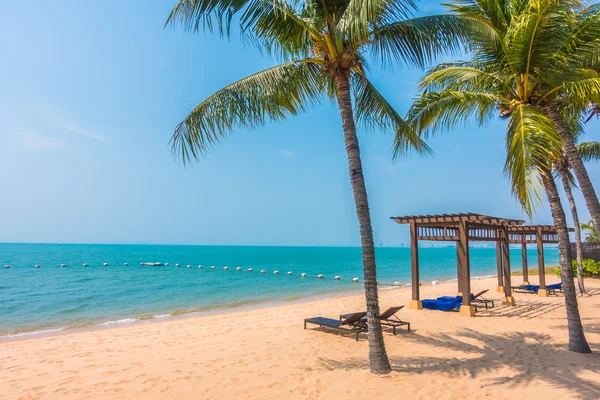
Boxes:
[318,327,600,399]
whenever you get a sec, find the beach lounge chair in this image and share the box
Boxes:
[512,283,563,295]
[470,290,495,309]
[304,312,367,341]
[339,306,410,335]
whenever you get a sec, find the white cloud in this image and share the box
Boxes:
[42,106,107,141]
[279,148,296,158]
[18,128,67,151]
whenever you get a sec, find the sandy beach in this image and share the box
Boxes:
[1,276,599,400]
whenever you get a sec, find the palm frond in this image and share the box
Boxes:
[418,65,515,96]
[171,61,326,163]
[165,0,251,36]
[342,0,417,42]
[561,77,600,107]
[407,90,500,135]
[370,14,482,68]
[577,141,600,162]
[504,104,562,215]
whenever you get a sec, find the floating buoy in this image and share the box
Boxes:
[236,267,242,271]
[187,265,192,268]
[35,264,40,268]
[273,270,279,274]
[176,264,180,267]
[352,277,359,282]
[317,274,324,279]
[301,273,307,278]
[334,276,340,280]
[83,263,88,267]
[103,263,108,267]
[393,282,402,286]
[4,265,10,269]
[211,266,215,270]
[61,264,67,268]
[165,263,169,266]
[198,265,203,269]
[247,268,253,272]
[260,269,266,274]
[223,266,229,270]
[287,271,292,275]
[124,263,128,266]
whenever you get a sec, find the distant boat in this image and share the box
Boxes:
[141,262,164,266]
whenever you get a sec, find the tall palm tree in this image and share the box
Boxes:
[166,0,473,374]
[557,139,600,295]
[404,0,596,353]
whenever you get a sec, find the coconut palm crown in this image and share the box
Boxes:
[405,0,600,217]
[166,0,478,374]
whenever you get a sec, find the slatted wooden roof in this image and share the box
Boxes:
[390,213,525,226]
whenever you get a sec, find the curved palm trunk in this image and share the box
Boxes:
[543,104,600,232]
[334,71,391,375]
[542,170,591,354]
[558,168,586,295]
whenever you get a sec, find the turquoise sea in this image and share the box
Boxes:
[0,243,558,337]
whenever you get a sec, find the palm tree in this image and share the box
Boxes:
[557,139,600,295]
[404,0,595,353]
[165,0,473,374]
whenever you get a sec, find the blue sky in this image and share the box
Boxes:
[0,1,598,246]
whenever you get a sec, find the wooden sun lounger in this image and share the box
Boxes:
[304,312,367,341]
[340,306,410,335]
[470,289,495,309]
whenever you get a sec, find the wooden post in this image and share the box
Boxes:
[521,236,529,285]
[458,220,475,316]
[408,222,423,309]
[502,226,515,306]
[456,243,464,295]
[496,239,504,292]
[536,226,548,297]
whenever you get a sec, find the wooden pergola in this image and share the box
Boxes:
[391,213,524,316]
[391,213,571,316]
[506,225,571,297]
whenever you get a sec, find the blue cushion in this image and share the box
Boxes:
[422,297,462,311]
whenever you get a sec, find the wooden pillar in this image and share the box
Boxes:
[502,226,516,306]
[521,236,529,285]
[458,220,475,316]
[536,226,548,297]
[496,239,504,292]
[456,243,464,295]
[408,222,422,309]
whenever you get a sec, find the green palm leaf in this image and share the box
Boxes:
[171,61,326,163]
[504,104,562,215]
[577,141,600,162]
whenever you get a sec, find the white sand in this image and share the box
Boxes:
[1,276,599,400]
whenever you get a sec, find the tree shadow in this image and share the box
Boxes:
[317,329,600,399]
[474,299,564,319]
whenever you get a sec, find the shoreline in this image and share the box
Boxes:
[0,272,506,342]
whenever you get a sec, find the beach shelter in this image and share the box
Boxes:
[390,213,525,316]
[506,225,572,297]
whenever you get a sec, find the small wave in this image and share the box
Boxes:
[99,318,136,326]
[472,274,498,279]
[4,327,64,338]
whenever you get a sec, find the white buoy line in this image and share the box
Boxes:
[2,261,408,286]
